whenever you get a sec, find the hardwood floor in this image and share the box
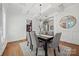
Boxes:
[2,39,79,56]
[2,39,27,56]
[60,41,79,56]
[2,43,24,56]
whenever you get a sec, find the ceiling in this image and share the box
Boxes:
[2,3,79,19]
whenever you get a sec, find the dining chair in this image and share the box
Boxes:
[48,32,62,56]
[26,32,32,51]
[27,31,44,56]
[47,31,54,36]
[30,31,39,56]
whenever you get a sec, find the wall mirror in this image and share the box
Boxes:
[59,15,76,29]
[41,17,54,35]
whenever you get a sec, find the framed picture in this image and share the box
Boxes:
[26,20,32,32]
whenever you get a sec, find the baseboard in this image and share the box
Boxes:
[60,41,79,47]
[1,42,8,56]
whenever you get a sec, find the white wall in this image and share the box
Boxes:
[6,14,26,42]
[0,4,7,55]
[0,3,3,55]
[5,4,26,42]
[32,18,41,34]
[53,5,79,45]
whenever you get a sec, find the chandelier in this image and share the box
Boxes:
[39,4,42,22]
[39,4,42,34]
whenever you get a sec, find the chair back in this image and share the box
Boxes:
[26,32,32,50]
[27,31,38,55]
[30,31,38,49]
[47,31,54,36]
[52,33,62,48]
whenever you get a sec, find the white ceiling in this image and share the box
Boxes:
[3,3,79,19]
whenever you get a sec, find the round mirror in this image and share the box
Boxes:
[59,15,76,29]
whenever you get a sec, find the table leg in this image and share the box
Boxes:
[45,41,48,56]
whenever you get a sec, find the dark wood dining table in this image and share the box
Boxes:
[37,34,54,56]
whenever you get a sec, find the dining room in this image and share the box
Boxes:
[0,3,79,56]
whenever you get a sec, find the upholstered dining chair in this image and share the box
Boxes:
[26,32,32,51]
[48,32,62,56]
[47,31,54,36]
[27,31,44,56]
[30,31,39,56]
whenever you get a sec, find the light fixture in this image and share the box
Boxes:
[39,4,42,22]
[39,4,42,34]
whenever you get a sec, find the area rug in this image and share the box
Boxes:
[19,41,31,56]
[20,42,71,56]
[48,45,71,56]
[58,45,71,56]
[19,41,45,56]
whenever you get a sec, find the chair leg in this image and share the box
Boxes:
[43,45,45,50]
[36,48,38,56]
[58,46,60,52]
[54,49,56,56]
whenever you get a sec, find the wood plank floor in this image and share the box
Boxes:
[60,41,79,56]
[2,43,24,56]
[2,39,79,56]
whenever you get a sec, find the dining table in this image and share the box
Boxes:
[37,34,54,56]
